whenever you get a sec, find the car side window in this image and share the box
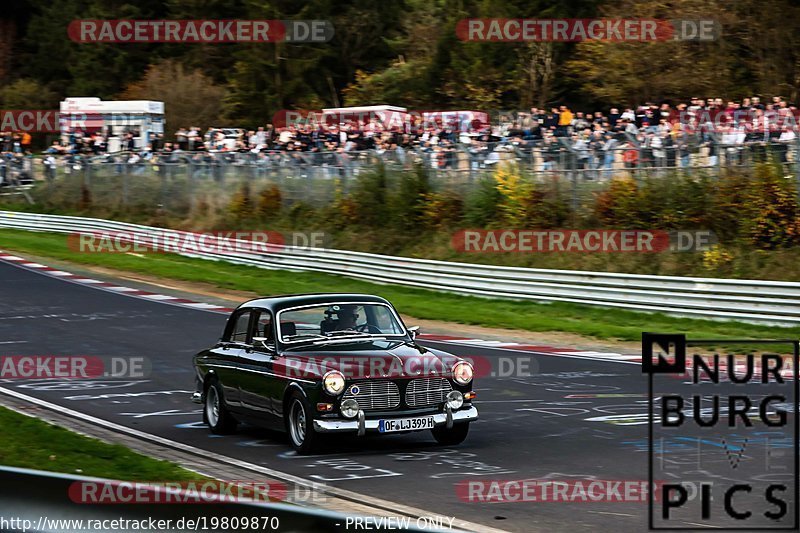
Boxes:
[255,311,273,341]
[230,311,253,344]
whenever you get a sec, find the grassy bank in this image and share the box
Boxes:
[0,406,202,480]
[0,228,796,342]
[6,162,800,281]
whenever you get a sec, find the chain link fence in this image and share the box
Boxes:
[5,136,800,211]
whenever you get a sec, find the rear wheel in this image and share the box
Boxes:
[285,391,319,455]
[432,422,470,445]
[205,380,237,434]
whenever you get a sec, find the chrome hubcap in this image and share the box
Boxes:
[290,400,306,446]
[206,387,219,427]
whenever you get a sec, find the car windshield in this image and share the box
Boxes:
[278,303,405,343]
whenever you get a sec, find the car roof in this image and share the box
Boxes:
[237,293,391,313]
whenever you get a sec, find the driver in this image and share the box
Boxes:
[320,305,359,333]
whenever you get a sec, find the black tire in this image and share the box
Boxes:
[205,380,237,434]
[284,391,319,455]
[432,422,470,445]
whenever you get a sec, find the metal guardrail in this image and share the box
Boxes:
[1,210,799,325]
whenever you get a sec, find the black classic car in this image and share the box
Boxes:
[191,293,478,454]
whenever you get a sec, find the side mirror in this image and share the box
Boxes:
[407,326,420,340]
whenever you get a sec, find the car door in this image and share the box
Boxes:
[213,309,255,411]
[237,309,282,424]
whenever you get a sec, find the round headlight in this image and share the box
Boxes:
[340,398,359,418]
[323,370,345,396]
[452,361,474,385]
[446,390,464,410]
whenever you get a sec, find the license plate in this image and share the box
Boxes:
[378,416,435,433]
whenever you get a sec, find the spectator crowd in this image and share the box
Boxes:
[5,94,799,186]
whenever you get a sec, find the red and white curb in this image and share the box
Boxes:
[0,250,639,362]
[405,335,640,362]
[0,251,234,314]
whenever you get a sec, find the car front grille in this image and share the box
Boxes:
[343,380,400,411]
[405,377,453,408]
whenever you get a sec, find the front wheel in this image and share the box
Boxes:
[432,422,470,445]
[205,380,237,434]
[285,391,319,455]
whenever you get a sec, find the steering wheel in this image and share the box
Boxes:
[355,323,382,333]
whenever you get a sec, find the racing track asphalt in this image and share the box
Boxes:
[2,258,792,532]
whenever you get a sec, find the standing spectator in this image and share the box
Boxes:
[777,126,796,165]
[21,132,32,152]
[572,132,589,170]
[572,112,590,132]
[601,133,620,179]
[43,154,57,182]
[540,133,559,172]
[556,106,573,137]
[622,141,639,171]
[675,130,691,172]
[651,131,666,172]
[175,128,188,150]
[543,108,559,134]
[188,127,200,150]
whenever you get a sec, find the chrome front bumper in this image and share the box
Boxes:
[312,405,478,435]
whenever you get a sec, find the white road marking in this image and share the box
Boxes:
[120,409,201,418]
[554,351,640,361]
[183,302,225,309]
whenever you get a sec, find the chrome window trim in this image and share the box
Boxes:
[276,301,408,344]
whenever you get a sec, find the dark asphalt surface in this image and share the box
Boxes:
[0,259,796,532]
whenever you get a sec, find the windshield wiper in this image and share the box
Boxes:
[323,330,372,338]
[283,333,327,341]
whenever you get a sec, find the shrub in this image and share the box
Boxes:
[388,163,432,231]
[464,177,502,227]
[741,163,800,248]
[256,185,282,220]
[593,177,642,227]
[494,163,531,227]
[348,165,388,226]
[421,190,464,230]
[228,182,253,221]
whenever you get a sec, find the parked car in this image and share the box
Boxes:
[192,293,477,454]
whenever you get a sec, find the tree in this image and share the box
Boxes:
[566,0,788,105]
[0,78,57,109]
[118,60,225,135]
